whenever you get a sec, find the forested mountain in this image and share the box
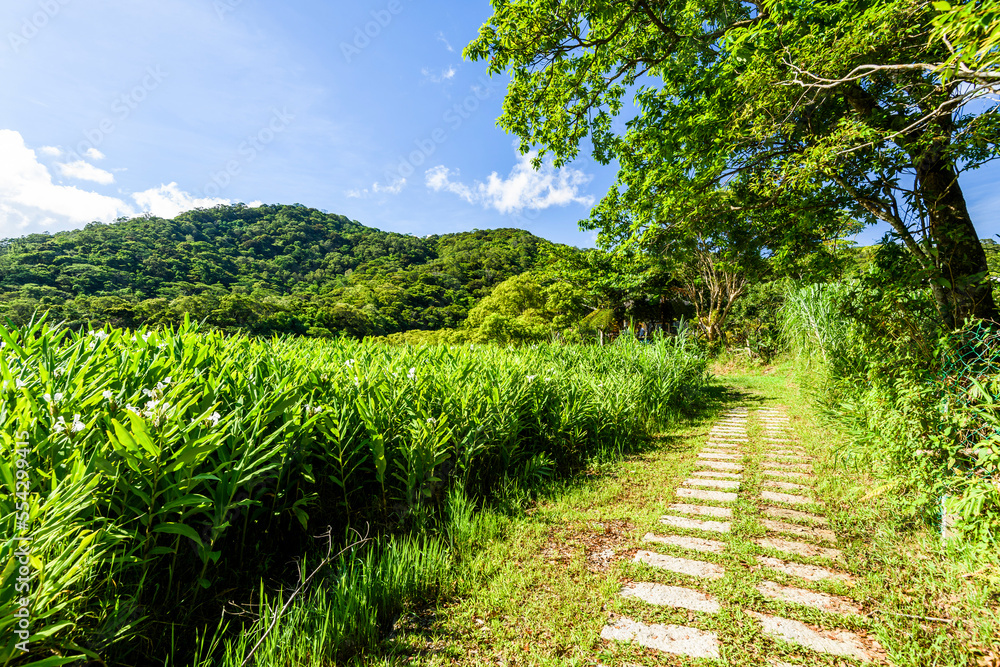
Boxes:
[0,204,552,336]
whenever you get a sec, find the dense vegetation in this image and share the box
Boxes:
[0,204,551,338]
[776,242,1000,547]
[470,0,999,327]
[0,317,707,666]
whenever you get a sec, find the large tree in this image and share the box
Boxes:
[467,0,1000,327]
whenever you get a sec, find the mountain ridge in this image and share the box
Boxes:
[0,203,559,337]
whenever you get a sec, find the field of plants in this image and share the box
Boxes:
[781,281,1000,548]
[0,316,708,666]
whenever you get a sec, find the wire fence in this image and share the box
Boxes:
[940,320,1000,452]
[938,320,1000,541]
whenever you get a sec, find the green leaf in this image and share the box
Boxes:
[152,522,203,546]
[293,506,309,530]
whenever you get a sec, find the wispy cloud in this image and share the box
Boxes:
[85,147,106,160]
[425,151,595,214]
[57,160,116,185]
[436,32,454,52]
[346,177,407,199]
[421,65,456,83]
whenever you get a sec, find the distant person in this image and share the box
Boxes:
[638,324,647,342]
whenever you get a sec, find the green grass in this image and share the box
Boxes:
[375,360,1000,666]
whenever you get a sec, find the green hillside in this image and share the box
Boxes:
[0,204,553,337]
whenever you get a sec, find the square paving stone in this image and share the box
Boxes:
[696,460,743,471]
[762,491,816,506]
[691,470,742,479]
[621,582,722,614]
[757,580,862,615]
[756,537,843,561]
[747,611,879,661]
[677,487,738,503]
[758,556,853,583]
[762,519,837,543]
[763,480,811,492]
[684,478,740,490]
[763,507,828,525]
[635,550,726,578]
[668,503,733,518]
[763,470,813,481]
[660,514,731,533]
[643,533,726,554]
[601,617,721,659]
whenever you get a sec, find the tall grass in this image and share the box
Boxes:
[0,316,707,665]
[781,281,999,549]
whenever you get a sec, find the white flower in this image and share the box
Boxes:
[125,404,141,414]
[89,330,109,340]
[427,417,437,424]
[15,379,25,389]
[71,415,85,432]
[163,376,172,385]
[157,343,167,350]
[407,367,416,380]
[143,388,155,397]
[345,359,355,367]
[43,393,51,403]
[102,390,113,400]
[527,375,537,382]
[207,412,221,426]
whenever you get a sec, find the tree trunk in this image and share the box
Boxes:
[917,155,998,327]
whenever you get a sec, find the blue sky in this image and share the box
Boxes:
[0,0,997,250]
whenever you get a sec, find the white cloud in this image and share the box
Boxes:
[0,130,133,237]
[131,183,231,219]
[425,152,595,214]
[425,166,475,202]
[437,32,455,52]
[85,148,106,160]
[38,146,62,157]
[0,130,242,238]
[57,160,116,185]
[346,178,407,199]
[421,66,457,83]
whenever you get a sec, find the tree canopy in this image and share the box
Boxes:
[468,0,1000,327]
[0,204,552,337]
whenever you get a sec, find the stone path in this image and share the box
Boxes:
[600,406,885,664]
